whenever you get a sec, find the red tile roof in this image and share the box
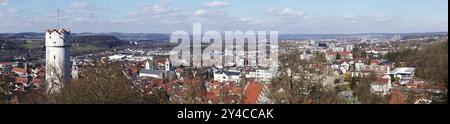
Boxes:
[210,89,221,96]
[175,67,184,72]
[370,60,379,65]
[208,81,223,87]
[12,67,27,74]
[374,78,390,84]
[229,87,242,95]
[389,90,406,104]
[327,51,352,56]
[0,62,14,65]
[32,78,44,85]
[130,67,140,74]
[206,92,220,104]
[339,51,352,56]
[223,95,241,104]
[244,82,263,104]
[15,77,28,83]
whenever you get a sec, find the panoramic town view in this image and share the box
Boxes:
[0,0,448,104]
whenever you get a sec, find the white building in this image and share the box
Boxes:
[345,45,354,52]
[246,69,274,82]
[140,60,162,79]
[236,58,246,67]
[300,52,314,60]
[45,29,71,93]
[213,69,241,83]
[341,62,350,71]
[332,47,345,52]
[355,62,365,71]
[389,67,416,85]
[108,54,126,61]
[139,59,175,79]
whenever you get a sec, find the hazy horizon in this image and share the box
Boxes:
[0,0,448,34]
[0,31,447,35]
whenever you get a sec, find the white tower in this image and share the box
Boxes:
[72,58,79,80]
[165,59,170,71]
[145,60,151,70]
[45,29,71,93]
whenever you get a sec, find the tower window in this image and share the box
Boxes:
[54,56,56,60]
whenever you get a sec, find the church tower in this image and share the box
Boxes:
[145,59,153,70]
[165,58,170,71]
[72,57,79,80]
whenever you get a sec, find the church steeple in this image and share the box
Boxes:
[165,58,170,71]
[145,59,153,70]
[72,58,79,80]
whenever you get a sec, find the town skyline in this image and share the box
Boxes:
[0,0,448,34]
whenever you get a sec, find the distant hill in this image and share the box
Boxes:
[1,32,447,42]
[278,32,448,40]
[71,33,171,42]
[73,35,127,48]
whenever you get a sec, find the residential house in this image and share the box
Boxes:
[326,51,353,61]
[370,75,392,95]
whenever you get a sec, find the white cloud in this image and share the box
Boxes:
[205,1,229,8]
[0,7,19,17]
[344,14,392,24]
[75,17,90,22]
[108,0,187,25]
[239,17,261,25]
[0,0,9,6]
[69,1,89,9]
[239,17,252,22]
[267,8,305,17]
[140,3,170,14]
[7,8,17,14]
[193,9,225,16]
[194,9,207,16]
[65,1,114,25]
[69,1,108,11]
[128,12,138,17]
[347,14,356,18]
[134,0,184,17]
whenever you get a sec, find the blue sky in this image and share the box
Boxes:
[0,0,448,33]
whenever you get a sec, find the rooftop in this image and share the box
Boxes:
[244,82,263,104]
[46,28,70,33]
[12,67,27,74]
[389,67,415,75]
[215,70,241,76]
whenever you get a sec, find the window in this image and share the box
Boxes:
[54,56,56,60]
